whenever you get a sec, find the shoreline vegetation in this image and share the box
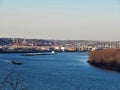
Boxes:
[88,49,120,72]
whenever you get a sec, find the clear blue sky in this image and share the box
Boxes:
[0,0,120,40]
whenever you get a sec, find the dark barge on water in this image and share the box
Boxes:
[11,61,23,65]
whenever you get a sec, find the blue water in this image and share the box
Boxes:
[0,52,120,90]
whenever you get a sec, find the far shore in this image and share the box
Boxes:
[0,50,87,54]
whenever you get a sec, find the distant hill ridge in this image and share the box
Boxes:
[0,38,54,46]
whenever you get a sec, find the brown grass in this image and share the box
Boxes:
[88,49,120,71]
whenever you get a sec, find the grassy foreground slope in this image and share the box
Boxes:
[88,49,120,71]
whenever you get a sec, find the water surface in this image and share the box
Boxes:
[0,52,120,90]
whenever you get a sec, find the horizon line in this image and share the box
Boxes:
[0,37,120,41]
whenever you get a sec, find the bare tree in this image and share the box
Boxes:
[6,72,27,90]
[0,68,14,90]
[0,67,27,90]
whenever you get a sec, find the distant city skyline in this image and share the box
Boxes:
[0,0,120,40]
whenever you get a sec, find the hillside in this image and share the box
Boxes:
[0,38,54,46]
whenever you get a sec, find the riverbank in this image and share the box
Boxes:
[88,49,120,72]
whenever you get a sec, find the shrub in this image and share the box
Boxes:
[88,49,120,71]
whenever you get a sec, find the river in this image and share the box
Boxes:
[0,52,120,90]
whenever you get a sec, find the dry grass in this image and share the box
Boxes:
[88,49,120,71]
